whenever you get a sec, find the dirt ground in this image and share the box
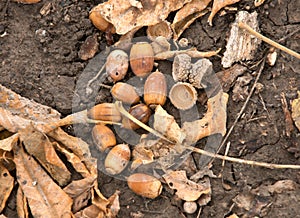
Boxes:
[1,0,300,217]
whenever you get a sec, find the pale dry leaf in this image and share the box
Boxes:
[16,186,29,218]
[208,0,241,25]
[19,125,71,186]
[182,91,228,145]
[14,145,73,218]
[64,176,96,213]
[48,128,96,176]
[163,170,211,201]
[0,84,60,123]
[132,144,154,170]
[107,190,121,218]
[267,180,297,194]
[0,133,19,151]
[92,183,110,213]
[154,105,186,143]
[292,91,300,131]
[172,0,211,39]
[0,163,14,213]
[221,11,261,68]
[53,142,92,178]
[92,0,192,35]
[74,204,104,218]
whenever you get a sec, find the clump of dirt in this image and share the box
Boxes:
[1,0,300,217]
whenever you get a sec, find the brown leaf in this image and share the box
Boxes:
[0,133,19,151]
[63,176,96,213]
[292,91,300,131]
[0,84,60,123]
[19,126,71,186]
[0,163,14,213]
[182,91,228,145]
[92,0,192,35]
[172,0,211,39]
[216,64,247,92]
[74,205,104,218]
[107,190,121,217]
[163,170,211,202]
[267,180,297,194]
[208,0,241,25]
[16,186,29,218]
[0,149,14,171]
[14,145,73,218]
[221,11,261,68]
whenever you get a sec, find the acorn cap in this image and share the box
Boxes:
[147,21,173,41]
[169,82,197,110]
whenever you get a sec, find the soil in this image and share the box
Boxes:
[1,0,300,217]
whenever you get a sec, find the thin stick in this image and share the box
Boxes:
[115,101,174,143]
[186,146,300,169]
[238,22,300,60]
[210,59,266,165]
[86,62,106,95]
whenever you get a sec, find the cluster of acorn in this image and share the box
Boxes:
[87,41,168,199]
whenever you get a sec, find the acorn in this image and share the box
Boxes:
[89,6,116,33]
[130,42,154,77]
[87,103,121,122]
[111,82,140,105]
[104,144,131,175]
[122,103,152,130]
[144,70,167,108]
[106,50,129,82]
[127,173,162,199]
[92,124,116,151]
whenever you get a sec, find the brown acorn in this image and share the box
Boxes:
[87,103,121,122]
[92,124,116,151]
[111,82,140,105]
[130,42,154,77]
[106,50,129,82]
[122,103,152,130]
[127,173,162,199]
[144,70,167,107]
[104,144,131,175]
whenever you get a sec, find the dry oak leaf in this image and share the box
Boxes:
[163,170,211,202]
[0,133,19,151]
[182,91,228,145]
[19,125,71,186]
[91,0,192,35]
[172,0,211,40]
[292,91,300,131]
[0,163,14,213]
[16,186,29,218]
[208,0,241,25]
[14,145,73,218]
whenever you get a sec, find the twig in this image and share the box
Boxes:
[115,101,174,143]
[85,62,106,95]
[186,145,300,169]
[238,22,300,60]
[278,27,300,43]
[210,59,266,164]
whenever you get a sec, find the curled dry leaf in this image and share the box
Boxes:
[172,0,211,39]
[16,187,29,218]
[0,163,14,213]
[222,11,261,68]
[14,145,73,217]
[64,176,96,213]
[291,91,300,131]
[132,144,154,170]
[182,91,228,145]
[208,0,241,26]
[91,0,191,35]
[19,126,71,186]
[154,105,186,143]
[163,170,211,202]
